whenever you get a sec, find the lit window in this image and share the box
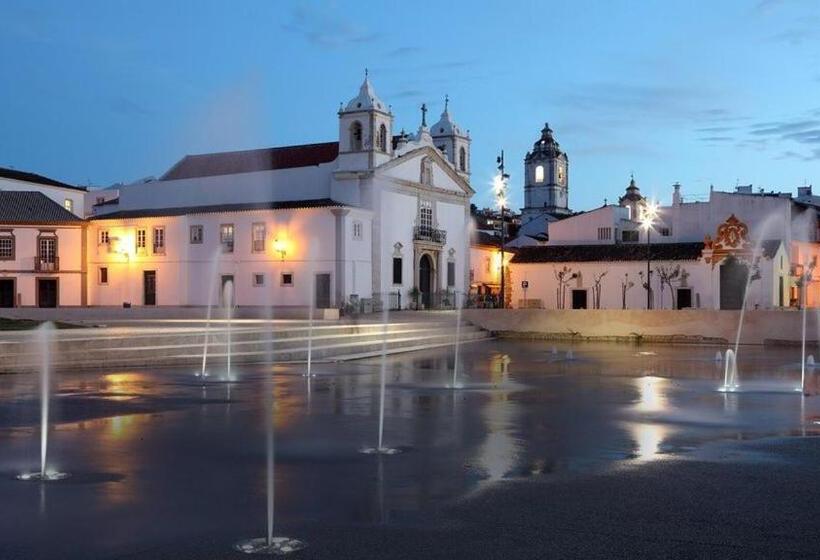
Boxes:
[253,273,265,287]
[281,272,294,286]
[220,224,234,253]
[99,267,108,285]
[0,235,14,260]
[64,199,74,212]
[252,223,266,252]
[152,227,165,254]
[190,225,203,244]
[535,165,544,183]
[353,221,363,240]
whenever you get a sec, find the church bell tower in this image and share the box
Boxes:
[522,123,570,219]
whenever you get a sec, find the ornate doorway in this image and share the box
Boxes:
[419,253,433,308]
[719,256,748,310]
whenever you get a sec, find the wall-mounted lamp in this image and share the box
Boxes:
[273,238,287,261]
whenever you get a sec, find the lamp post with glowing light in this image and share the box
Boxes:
[640,201,659,310]
[494,151,510,309]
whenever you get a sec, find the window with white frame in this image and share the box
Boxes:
[535,165,545,183]
[281,272,294,286]
[220,224,234,253]
[252,223,266,252]
[597,227,612,240]
[0,233,14,260]
[152,226,165,254]
[190,225,203,244]
[136,228,146,252]
[253,273,265,287]
[64,199,74,213]
[353,220,363,240]
[419,200,433,230]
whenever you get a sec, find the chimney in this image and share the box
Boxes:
[672,182,682,205]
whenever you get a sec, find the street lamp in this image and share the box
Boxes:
[494,151,510,309]
[640,200,659,310]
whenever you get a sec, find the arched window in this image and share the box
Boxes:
[458,147,466,172]
[350,121,363,151]
[535,165,544,183]
[377,124,387,152]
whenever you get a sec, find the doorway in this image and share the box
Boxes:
[143,271,156,306]
[220,275,235,307]
[419,254,433,309]
[37,278,58,308]
[571,289,588,309]
[0,279,15,308]
[719,257,748,310]
[315,273,331,309]
[677,288,693,309]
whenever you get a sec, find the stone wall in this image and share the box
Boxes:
[463,308,819,346]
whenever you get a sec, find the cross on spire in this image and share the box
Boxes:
[364,67,368,79]
[444,94,449,113]
[421,103,428,127]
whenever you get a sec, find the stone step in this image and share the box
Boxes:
[0,322,490,372]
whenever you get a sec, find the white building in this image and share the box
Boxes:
[0,190,87,308]
[510,178,819,310]
[89,77,474,311]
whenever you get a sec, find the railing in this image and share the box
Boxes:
[413,226,447,244]
[34,257,59,272]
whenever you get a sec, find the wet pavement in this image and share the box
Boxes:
[1,340,819,559]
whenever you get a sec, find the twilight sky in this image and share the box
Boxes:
[1,0,819,210]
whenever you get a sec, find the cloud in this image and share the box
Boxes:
[777,148,820,161]
[784,129,820,143]
[699,136,734,142]
[387,46,422,57]
[696,126,735,133]
[750,119,820,135]
[281,4,381,48]
[387,89,426,99]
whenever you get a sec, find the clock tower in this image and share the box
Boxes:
[522,123,570,220]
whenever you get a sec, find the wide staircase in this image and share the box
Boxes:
[0,316,491,373]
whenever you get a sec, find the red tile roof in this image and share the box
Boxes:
[161,142,340,181]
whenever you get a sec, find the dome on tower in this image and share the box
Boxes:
[343,75,387,113]
[619,175,645,205]
[431,97,465,138]
[525,123,565,163]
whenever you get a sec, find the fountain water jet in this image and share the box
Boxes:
[224,280,234,381]
[17,323,68,482]
[305,275,315,378]
[719,348,739,392]
[235,289,305,555]
[361,297,400,455]
[198,249,222,379]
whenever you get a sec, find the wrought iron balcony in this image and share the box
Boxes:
[413,226,447,244]
[34,257,59,272]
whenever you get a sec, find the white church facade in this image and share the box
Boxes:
[87,77,474,312]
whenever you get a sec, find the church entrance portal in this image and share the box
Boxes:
[719,257,749,310]
[419,254,433,309]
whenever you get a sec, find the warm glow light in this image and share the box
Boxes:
[631,423,668,461]
[492,174,506,195]
[640,200,659,231]
[273,238,288,260]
